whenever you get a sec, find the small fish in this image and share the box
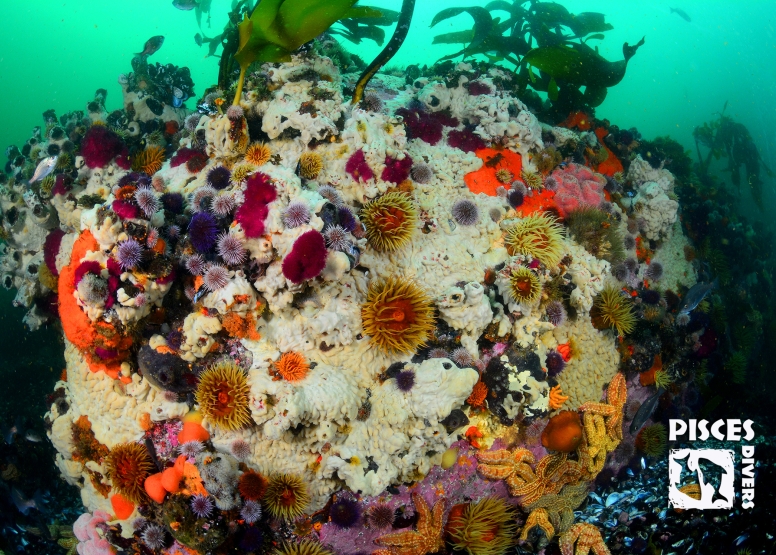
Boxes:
[1,419,22,444]
[28,156,58,185]
[630,387,664,434]
[136,35,165,57]
[24,430,42,443]
[677,279,717,315]
[173,0,200,10]
[10,489,44,515]
[670,7,691,22]
[194,33,203,47]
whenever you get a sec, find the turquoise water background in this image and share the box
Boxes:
[0,0,774,201]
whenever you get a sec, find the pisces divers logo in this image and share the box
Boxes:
[667,419,756,509]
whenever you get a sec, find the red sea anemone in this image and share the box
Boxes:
[170,147,204,168]
[80,126,128,169]
[281,230,327,284]
[112,199,139,220]
[394,108,458,145]
[381,155,413,184]
[345,149,374,182]
[43,229,65,276]
[235,172,276,238]
[448,129,486,153]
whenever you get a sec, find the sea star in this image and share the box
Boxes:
[577,372,626,439]
[525,481,590,536]
[560,523,611,555]
[476,448,537,495]
[579,413,620,475]
[373,493,445,555]
[519,507,554,541]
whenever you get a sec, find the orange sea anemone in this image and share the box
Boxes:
[507,266,542,305]
[105,443,154,503]
[273,352,309,383]
[361,276,435,354]
[264,473,310,520]
[504,213,565,268]
[132,145,165,175]
[360,192,418,252]
[299,152,323,179]
[541,410,583,452]
[238,469,269,500]
[446,497,518,555]
[195,360,252,431]
[245,142,272,167]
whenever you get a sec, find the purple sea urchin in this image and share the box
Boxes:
[545,350,566,378]
[141,523,166,550]
[283,201,311,228]
[192,186,217,212]
[507,189,524,208]
[330,497,362,528]
[134,188,159,217]
[161,192,184,213]
[227,105,244,120]
[368,504,395,528]
[203,264,230,291]
[188,212,219,252]
[324,225,350,251]
[623,234,636,250]
[211,194,237,217]
[451,199,479,226]
[241,500,263,524]
[450,347,473,368]
[395,369,415,392]
[410,163,433,184]
[185,254,206,275]
[231,439,251,460]
[317,185,342,206]
[217,232,247,266]
[545,300,567,326]
[207,166,232,190]
[428,348,449,359]
[190,494,214,518]
[645,262,663,281]
[179,440,204,458]
[116,238,143,270]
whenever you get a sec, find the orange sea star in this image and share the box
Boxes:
[577,372,627,440]
[476,448,536,495]
[560,523,611,555]
[373,493,445,555]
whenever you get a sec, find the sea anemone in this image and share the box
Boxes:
[239,469,269,500]
[591,285,637,336]
[81,125,127,168]
[451,199,480,226]
[367,504,395,528]
[241,500,263,524]
[105,443,154,503]
[447,497,517,555]
[381,155,413,184]
[345,149,374,182]
[116,238,144,270]
[495,168,513,184]
[282,201,311,229]
[395,369,416,392]
[508,267,542,305]
[186,152,209,173]
[273,540,333,555]
[541,410,583,452]
[203,264,230,291]
[216,233,247,266]
[545,350,566,378]
[411,163,433,184]
[521,169,543,190]
[231,439,251,460]
[188,212,219,253]
[273,352,310,383]
[635,423,667,457]
[195,360,252,431]
[329,497,362,528]
[361,192,418,252]
[245,143,271,167]
[565,207,625,264]
[190,494,214,518]
[235,172,276,238]
[132,146,165,175]
[361,276,435,354]
[545,300,567,326]
[134,188,159,217]
[141,523,166,550]
[324,225,350,252]
[504,213,565,268]
[112,199,139,220]
[281,230,327,284]
[653,369,673,389]
[264,473,310,520]
[207,166,232,190]
[450,347,473,368]
[299,152,323,179]
[185,254,206,275]
[645,262,664,281]
[211,194,237,217]
[447,129,486,152]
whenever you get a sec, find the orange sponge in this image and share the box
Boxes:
[110,493,135,520]
[178,421,210,444]
[144,473,167,503]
